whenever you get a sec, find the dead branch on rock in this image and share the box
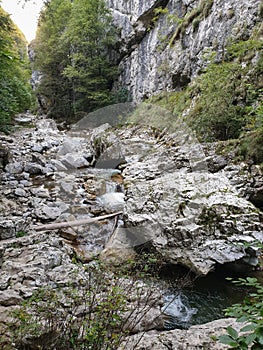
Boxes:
[33,212,122,232]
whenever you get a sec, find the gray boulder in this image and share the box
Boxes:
[0,218,27,241]
[119,318,243,350]
[60,153,90,169]
[103,126,263,275]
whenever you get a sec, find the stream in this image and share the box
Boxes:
[88,160,262,331]
[160,268,248,330]
[31,158,245,329]
[2,115,262,333]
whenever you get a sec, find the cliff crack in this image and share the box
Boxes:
[116,0,169,63]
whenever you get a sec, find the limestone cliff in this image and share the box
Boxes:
[107,0,262,101]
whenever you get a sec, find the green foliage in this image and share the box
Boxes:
[170,0,214,46]
[239,126,263,164]
[32,0,74,119]
[33,0,118,120]
[149,90,190,118]
[9,265,126,349]
[119,252,166,280]
[150,60,247,141]
[112,87,132,103]
[189,61,245,141]
[150,6,169,29]
[152,34,262,145]
[218,276,263,350]
[189,36,263,142]
[0,6,33,131]
[15,231,28,238]
[226,40,263,62]
[7,262,159,350]
[198,206,223,233]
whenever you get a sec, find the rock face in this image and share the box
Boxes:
[0,116,262,276]
[98,120,263,275]
[107,0,262,101]
[118,318,243,350]
[0,115,262,347]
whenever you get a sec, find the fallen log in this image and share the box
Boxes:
[33,211,123,232]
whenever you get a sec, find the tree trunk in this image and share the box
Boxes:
[34,211,122,232]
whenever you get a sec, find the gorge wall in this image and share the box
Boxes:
[107,0,262,101]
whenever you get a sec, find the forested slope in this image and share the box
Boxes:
[31,0,118,120]
[0,6,32,131]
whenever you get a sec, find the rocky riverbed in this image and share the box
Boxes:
[0,109,262,349]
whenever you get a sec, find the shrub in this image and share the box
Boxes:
[7,261,161,350]
[218,242,263,349]
[218,277,263,349]
[239,100,263,164]
[239,127,263,165]
[188,61,246,141]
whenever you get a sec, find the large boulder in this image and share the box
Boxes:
[57,136,94,169]
[103,126,263,275]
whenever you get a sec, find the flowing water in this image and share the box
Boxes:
[35,150,262,329]
[160,266,263,329]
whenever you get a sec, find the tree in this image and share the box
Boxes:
[0,6,32,131]
[32,0,73,119]
[62,0,118,113]
[33,0,118,120]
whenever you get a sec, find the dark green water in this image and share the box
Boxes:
[160,266,262,329]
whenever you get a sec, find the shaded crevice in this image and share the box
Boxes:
[115,0,170,63]
[249,192,263,211]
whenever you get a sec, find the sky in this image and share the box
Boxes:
[1,0,45,42]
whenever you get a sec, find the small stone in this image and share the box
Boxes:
[0,289,22,306]
[19,180,32,187]
[30,187,50,198]
[24,163,44,175]
[14,188,27,197]
[59,227,77,241]
[0,272,11,290]
[5,162,23,174]
[31,144,44,153]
